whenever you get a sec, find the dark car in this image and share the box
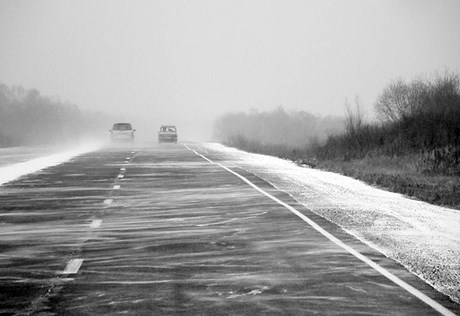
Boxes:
[110,123,135,142]
[158,125,178,143]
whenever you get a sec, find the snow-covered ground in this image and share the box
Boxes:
[204,143,460,304]
[0,142,102,186]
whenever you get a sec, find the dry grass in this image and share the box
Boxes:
[315,156,460,210]
[223,137,460,210]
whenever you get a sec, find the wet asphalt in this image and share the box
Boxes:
[0,143,459,315]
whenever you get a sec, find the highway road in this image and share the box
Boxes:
[0,143,459,315]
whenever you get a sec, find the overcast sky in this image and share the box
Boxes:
[1,0,459,140]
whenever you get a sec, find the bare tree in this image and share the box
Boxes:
[344,95,365,135]
[375,72,460,123]
[374,79,413,122]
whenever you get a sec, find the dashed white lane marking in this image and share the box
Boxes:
[90,219,102,228]
[185,144,456,316]
[63,259,84,274]
[60,156,134,280]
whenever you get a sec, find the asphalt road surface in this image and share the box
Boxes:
[0,143,459,315]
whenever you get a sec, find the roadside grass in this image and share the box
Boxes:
[316,156,460,210]
[225,139,460,210]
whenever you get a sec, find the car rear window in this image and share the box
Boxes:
[113,123,132,130]
[160,126,176,132]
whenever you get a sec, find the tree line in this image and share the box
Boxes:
[214,72,460,175]
[0,83,111,147]
[214,107,343,148]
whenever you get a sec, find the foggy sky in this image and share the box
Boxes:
[1,0,460,141]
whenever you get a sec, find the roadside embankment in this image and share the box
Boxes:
[0,142,103,186]
[299,155,460,211]
[221,139,460,211]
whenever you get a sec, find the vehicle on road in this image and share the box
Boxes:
[110,123,135,142]
[158,125,178,143]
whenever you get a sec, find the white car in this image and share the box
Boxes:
[158,125,178,143]
[110,123,135,142]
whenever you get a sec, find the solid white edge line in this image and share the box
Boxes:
[184,144,214,163]
[185,144,456,316]
[63,259,84,274]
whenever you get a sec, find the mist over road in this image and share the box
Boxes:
[0,143,458,315]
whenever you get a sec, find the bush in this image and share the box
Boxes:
[313,72,460,174]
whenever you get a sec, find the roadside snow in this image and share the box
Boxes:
[0,142,102,186]
[203,143,460,304]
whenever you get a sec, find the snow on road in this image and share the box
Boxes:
[204,143,460,304]
[0,142,102,186]
[1,142,458,304]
